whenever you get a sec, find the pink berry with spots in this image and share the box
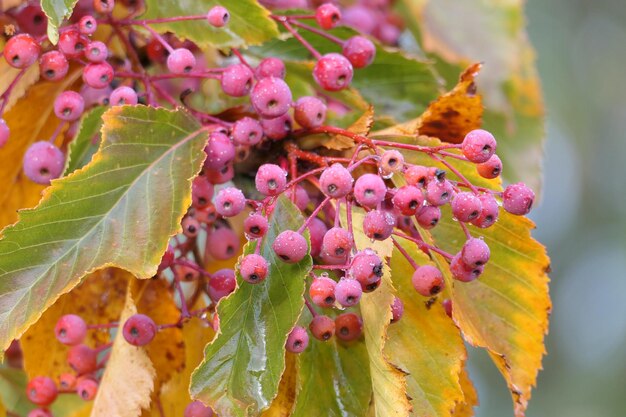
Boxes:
[251,77,293,118]
[412,265,444,297]
[273,230,308,263]
[215,187,246,217]
[255,163,287,196]
[342,35,376,69]
[313,53,354,91]
[354,173,386,208]
[3,34,40,68]
[82,62,114,89]
[58,29,88,58]
[207,5,230,27]
[239,254,269,284]
[309,276,337,308]
[76,378,98,401]
[425,179,454,206]
[416,205,441,229]
[392,185,424,215]
[451,191,482,222]
[335,278,362,307]
[54,91,85,121]
[204,132,235,170]
[462,129,497,163]
[123,314,157,346]
[321,227,353,259]
[294,96,327,129]
[379,149,404,175]
[26,377,58,406]
[349,249,383,292]
[309,315,335,341]
[85,41,108,62]
[405,165,431,187]
[471,193,499,228]
[221,63,254,97]
[79,15,98,35]
[450,253,483,282]
[40,51,69,82]
[477,154,502,179]
[462,238,490,267]
[244,213,269,239]
[207,269,236,302]
[503,182,535,215]
[363,209,395,241]
[167,48,196,74]
[315,3,341,30]
[255,57,286,79]
[23,141,65,185]
[319,163,353,198]
[109,86,138,105]
[286,326,309,353]
[232,117,263,146]
[55,314,87,346]
[261,113,292,140]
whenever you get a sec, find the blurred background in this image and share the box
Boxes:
[470,0,626,416]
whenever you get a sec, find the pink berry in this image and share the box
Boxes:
[79,15,98,35]
[335,278,362,307]
[239,254,269,284]
[313,53,354,92]
[462,129,497,163]
[204,132,235,170]
[182,216,200,238]
[85,41,108,62]
[205,164,234,184]
[76,378,98,401]
[26,376,57,406]
[416,205,441,229]
[319,163,353,198]
[286,326,309,353]
[244,213,269,239]
[392,185,424,215]
[502,182,535,215]
[342,35,376,69]
[255,163,287,196]
[451,192,483,222]
[477,154,502,179]
[55,314,87,346]
[272,230,308,263]
[342,5,376,34]
[379,149,404,175]
[192,176,214,209]
[206,227,240,260]
[40,51,69,82]
[349,249,383,292]
[462,238,490,267]
[390,296,403,323]
[363,209,395,241]
[425,179,454,206]
[110,86,138,106]
[14,4,47,36]
[67,344,98,374]
[23,141,65,185]
[261,113,292,140]
[315,3,341,30]
[321,227,353,259]
[207,269,236,302]
[215,187,246,217]
[450,253,483,282]
[412,265,444,297]
[167,48,196,74]
[286,185,310,211]
[123,314,157,346]
[232,117,263,146]
[251,77,292,118]
[308,217,328,258]
[405,165,431,187]
[207,5,230,27]
[471,193,499,228]
[3,34,40,69]
[54,91,85,121]
[58,29,88,58]
[309,276,337,308]
[334,313,362,342]
[81,84,112,107]
[0,119,9,148]
[294,96,327,129]
[221,63,254,97]
[93,0,115,14]
[309,315,335,341]
[442,298,453,317]
[184,400,214,417]
[82,62,114,89]
[157,246,175,274]
[354,173,386,208]
[255,57,286,79]
[28,409,53,417]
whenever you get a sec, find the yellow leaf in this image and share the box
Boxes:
[260,353,297,417]
[0,63,40,113]
[92,283,156,417]
[21,269,129,381]
[0,397,5,417]
[453,362,478,417]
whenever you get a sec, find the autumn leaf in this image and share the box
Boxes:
[41,0,80,44]
[0,62,39,112]
[260,353,298,417]
[298,106,375,151]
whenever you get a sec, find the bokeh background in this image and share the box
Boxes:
[471,0,626,415]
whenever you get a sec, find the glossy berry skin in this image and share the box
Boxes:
[28,409,53,417]
[380,149,404,175]
[239,254,269,284]
[79,15,98,34]
[215,187,246,217]
[321,227,353,259]
[110,86,138,106]
[450,254,483,282]
[255,164,287,196]
[123,314,157,346]
[3,34,40,69]
[342,36,376,69]
[462,238,490,267]
[308,217,328,258]
[221,64,254,97]
[273,230,308,263]
[59,373,77,389]
[319,163,353,198]
[85,41,108,63]
[67,344,98,374]
[204,132,235,170]
[405,165,431,187]
[425,179,454,206]
[23,141,65,185]
[294,96,327,129]
[451,191,483,222]
[207,5,230,27]
[471,193,499,228]
[390,296,404,323]
[349,250,383,292]
[55,314,87,346]
[255,57,286,79]
[313,53,354,92]
[54,91,85,122]
[206,227,240,260]
[185,400,215,417]
[39,51,69,82]
[244,213,269,239]
[286,326,309,353]
[462,129,497,163]
[26,376,58,406]
[477,154,502,179]
[354,173,387,208]
[232,117,263,146]
[316,3,341,29]
[76,378,98,400]
[335,313,363,342]
[167,48,196,74]
[182,216,200,238]
[251,77,292,118]
[0,119,8,148]
[58,29,88,59]
[503,182,535,215]
[309,276,337,308]
[416,205,441,229]
[14,4,47,36]
[207,269,236,302]
[82,62,114,89]
[363,210,395,241]
[392,185,424,215]
[191,176,214,209]
[335,278,362,307]
[261,113,292,140]
[309,315,335,341]
[412,265,445,297]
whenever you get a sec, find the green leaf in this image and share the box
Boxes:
[142,0,279,49]
[190,195,312,417]
[64,106,107,175]
[41,0,79,44]
[0,106,208,356]
[253,26,441,121]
